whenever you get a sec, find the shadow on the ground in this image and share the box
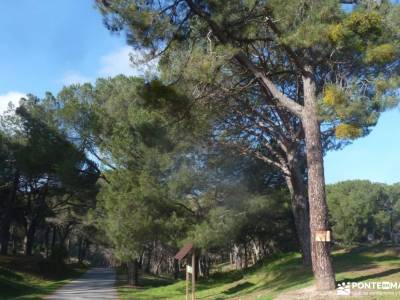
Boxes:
[0,255,87,300]
[0,268,43,298]
[338,267,400,285]
[117,245,400,300]
[223,281,255,295]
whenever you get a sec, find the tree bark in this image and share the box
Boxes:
[233,244,241,270]
[51,226,57,255]
[145,246,152,273]
[127,260,139,286]
[302,67,335,291]
[25,220,37,256]
[285,163,312,266]
[244,242,248,269]
[78,237,83,262]
[174,258,180,279]
[44,226,50,258]
[0,221,11,255]
[83,240,90,260]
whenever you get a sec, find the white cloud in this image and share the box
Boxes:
[98,46,158,78]
[0,91,26,115]
[61,72,93,85]
[98,46,139,77]
[59,46,159,87]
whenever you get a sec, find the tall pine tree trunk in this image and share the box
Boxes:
[302,67,335,291]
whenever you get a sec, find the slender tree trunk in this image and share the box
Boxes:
[0,221,11,255]
[233,244,240,270]
[127,262,132,285]
[83,240,90,260]
[127,260,139,286]
[44,226,50,258]
[244,243,248,269]
[252,240,260,263]
[199,254,209,278]
[139,251,144,270]
[51,226,57,255]
[78,238,82,262]
[0,172,19,255]
[10,225,17,255]
[285,164,312,266]
[25,221,37,256]
[194,251,199,280]
[145,246,152,273]
[302,67,335,291]
[174,258,180,279]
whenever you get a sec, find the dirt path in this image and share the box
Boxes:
[46,267,118,300]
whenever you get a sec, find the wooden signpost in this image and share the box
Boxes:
[174,243,196,300]
[315,230,331,242]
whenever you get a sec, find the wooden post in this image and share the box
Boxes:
[186,267,189,300]
[186,270,189,300]
[174,243,196,300]
[192,252,196,300]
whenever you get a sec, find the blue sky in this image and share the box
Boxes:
[324,109,399,184]
[0,1,398,185]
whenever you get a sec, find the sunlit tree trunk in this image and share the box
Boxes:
[302,67,335,290]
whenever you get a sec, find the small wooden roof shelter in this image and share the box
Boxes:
[174,242,193,260]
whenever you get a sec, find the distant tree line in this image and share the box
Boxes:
[327,180,400,246]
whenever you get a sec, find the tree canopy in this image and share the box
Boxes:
[0,0,398,293]
[95,0,399,290]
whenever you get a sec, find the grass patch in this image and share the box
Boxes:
[117,244,400,300]
[0,255,87,300]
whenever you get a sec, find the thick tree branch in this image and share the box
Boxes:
[184,0,304,117]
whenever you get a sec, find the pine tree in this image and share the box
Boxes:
[55,76,193,284]
[95,0,399,290]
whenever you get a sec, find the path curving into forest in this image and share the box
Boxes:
[46,268,118,300]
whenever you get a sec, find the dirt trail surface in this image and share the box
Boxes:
[46,267,118,300]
